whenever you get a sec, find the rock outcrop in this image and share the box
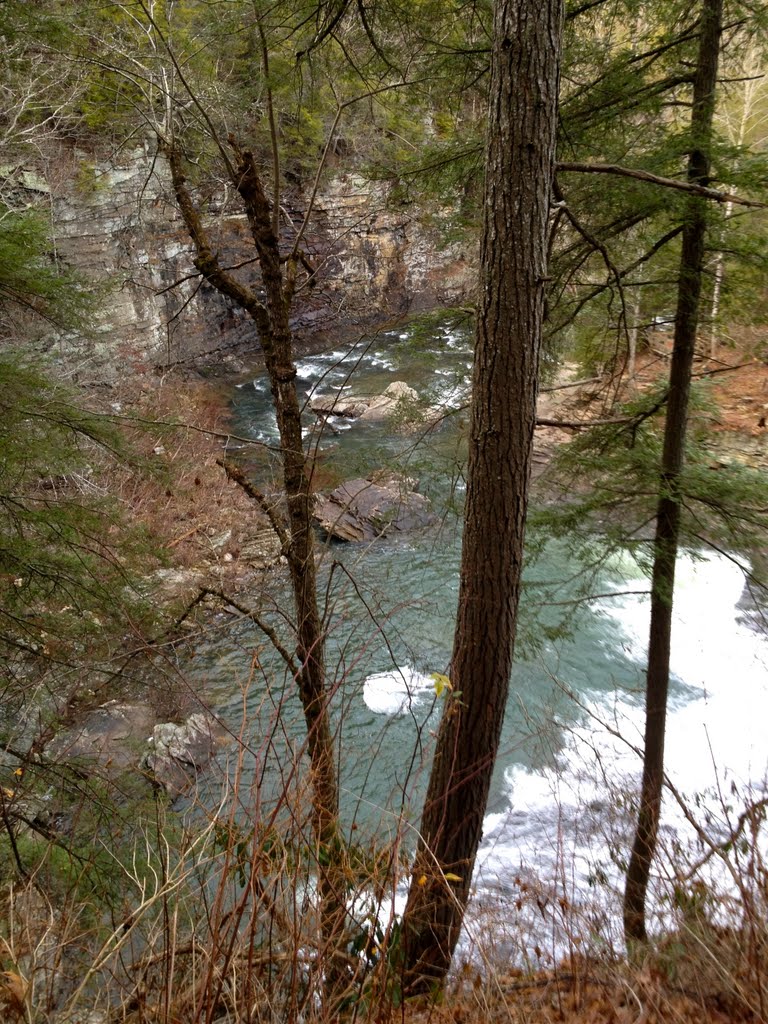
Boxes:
[313,472,434,542]
[311,380,420,423]
[144,712,227,795]
[50,700,227,795]
[49,701,156,770]
[14,143,476,376]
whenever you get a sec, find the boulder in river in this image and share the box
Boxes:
[144,712,228,795]
[50,702,227,796]
[310,380,420,424]
[50,701,156,769]
[313,471,434,542]
[359,381,419,422]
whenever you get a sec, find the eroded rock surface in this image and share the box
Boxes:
[311,380,421,424]
[50,702,227,796]
[313,472,434,542]
[50,701,156,769]
[144,712,228,795]
[28,146,475,375]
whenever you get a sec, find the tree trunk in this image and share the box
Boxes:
[400,0,563,994]
[227,142,339,852]
[623,0,723,945]
[164,139,344,984]
[709,41,759,356]
[627,291,641,388]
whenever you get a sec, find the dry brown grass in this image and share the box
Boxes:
[408,943,765,1024]
[99,373,278,580]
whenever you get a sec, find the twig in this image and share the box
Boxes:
[216,458,290,553]
[175,586,299,676]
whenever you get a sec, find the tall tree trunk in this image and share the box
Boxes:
[400,0,563,994]
[623,0,723,945]
[709,41,760,356]
[627,291,642,388]
[164,139,344,982]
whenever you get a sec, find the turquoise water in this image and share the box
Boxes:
[181,315,768,953]
[188,318,668,828]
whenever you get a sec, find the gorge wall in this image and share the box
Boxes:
[32,141,476,377]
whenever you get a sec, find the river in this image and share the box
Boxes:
[188,314,768,961]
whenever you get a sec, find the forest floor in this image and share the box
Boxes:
[634,332,768,444]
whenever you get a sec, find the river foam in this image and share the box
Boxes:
[468,550,768,961]
[362,665,435,716]
[353,552,768,962]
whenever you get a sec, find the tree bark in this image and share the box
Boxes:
[623,0,723,945]
[164,138,344,982]
[400,0,563,994]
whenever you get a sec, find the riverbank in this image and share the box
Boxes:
[3,323,767,1023]
[80,326,768,767]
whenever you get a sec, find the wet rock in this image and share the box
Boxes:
[313,472,434,542]
[144,712,227,795]
[50,702,156,770]
[50,703,227,796]
[310,391,370,418]
[310,380,420,424]
[360,381,420,422]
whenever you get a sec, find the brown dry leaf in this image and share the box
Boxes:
[0,970,28,1020]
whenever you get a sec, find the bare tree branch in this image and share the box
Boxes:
[558,162,767,207]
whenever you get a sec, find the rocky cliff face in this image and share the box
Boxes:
[43,143,475,377]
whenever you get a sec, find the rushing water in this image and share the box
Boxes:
[188,315,768,958]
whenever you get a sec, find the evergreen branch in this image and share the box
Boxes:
[135,0,237,180]
[90,411,275,453]
[692,360,759,379]
[536,415,630,429]
[556,208,653,265]
[296,0,353,61]
[554,179,631,366]
[538,387,671,433]
[563,73,695,127]
[289,78,437,263]
[540,376,602,393]
[356,0,401,75]
[550,223,685,337]
[566,0,613,19]
[557,162,768,208]
[628,25,701,68]
[533,589,651,607]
